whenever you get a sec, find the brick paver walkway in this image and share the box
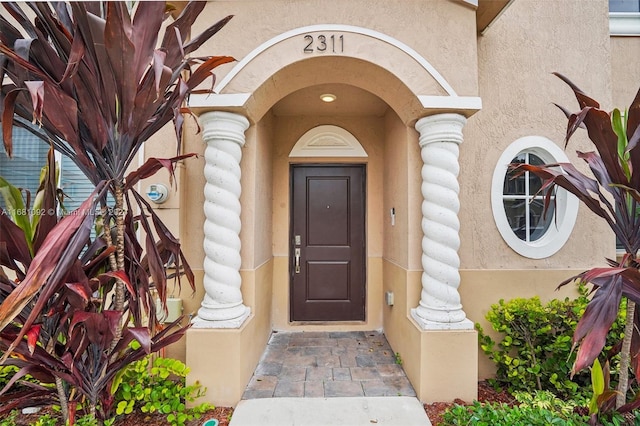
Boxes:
[242,331,416,399]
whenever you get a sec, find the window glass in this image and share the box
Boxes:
[610,0,640,12]
[0,126,95,214]
[502,152,555,243]
[0,127,48,210]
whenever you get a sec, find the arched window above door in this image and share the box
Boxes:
[289,125,368,158]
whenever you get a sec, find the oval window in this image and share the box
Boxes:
[491,136,579,259]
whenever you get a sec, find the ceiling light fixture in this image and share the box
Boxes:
[320,93,336,103]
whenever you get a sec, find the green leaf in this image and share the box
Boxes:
[116,401,128,415]
[0,175,33,252]
[589,358,604,414]
[612,108,630,180]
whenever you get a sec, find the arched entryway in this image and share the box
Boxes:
[186,24,481,407]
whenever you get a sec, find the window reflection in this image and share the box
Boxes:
[502,152,555,242]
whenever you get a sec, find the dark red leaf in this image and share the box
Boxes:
[131,1,165,83]
[0,183,104,362]
[1,89,20,157]
[572,275,623,373]
[0,210,31,268]
[25,324,41,355]
[32,147,58,252]
[124,154,196,190]
[184,15,234,55]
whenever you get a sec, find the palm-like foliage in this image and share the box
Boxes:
[0,1,234,422]
[0,1,232,327]
[511,73,640,409]
[0,156,188,420]
[0,1,232,339]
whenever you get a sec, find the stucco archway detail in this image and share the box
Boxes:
[289,125,368,158]
[215,24,457,96]
[189,24,481,123]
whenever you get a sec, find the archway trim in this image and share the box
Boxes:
[214,24,458,96]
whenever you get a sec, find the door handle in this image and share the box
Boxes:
[295,248,301,273]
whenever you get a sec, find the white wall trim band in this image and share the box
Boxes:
[190,93,482,112]
[610,12,640,36]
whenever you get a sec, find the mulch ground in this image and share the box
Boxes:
[423,380,517,426]
[6,406,234,426]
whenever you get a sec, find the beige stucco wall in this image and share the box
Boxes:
[383,111,410,268]
[464,0,614,271]
[194,0,478,99]
[610,36,640,108]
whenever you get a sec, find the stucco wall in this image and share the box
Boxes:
[610,36,640,108]
[383,111,410,268]
[193,0,478,99]
[462,0,614,271]
[240,113,274,268]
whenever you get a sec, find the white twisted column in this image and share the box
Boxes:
[192,111,251,328]
[411,113,473,330]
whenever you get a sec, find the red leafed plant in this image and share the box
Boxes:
[0,1,233,423]
[510,73,640,411]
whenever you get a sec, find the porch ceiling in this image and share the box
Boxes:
[271,83,388,117]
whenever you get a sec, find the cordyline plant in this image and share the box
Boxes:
[511,73,640,411]
[0,1,234,423]
[0,153,187,422]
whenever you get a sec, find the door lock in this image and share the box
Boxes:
[294,248,301,273]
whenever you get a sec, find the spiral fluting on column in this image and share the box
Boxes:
[195,111,250,328]
[412,114,471,328]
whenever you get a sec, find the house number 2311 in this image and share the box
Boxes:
[303,34,344,53]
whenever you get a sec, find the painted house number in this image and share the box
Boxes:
[303,34,344,53]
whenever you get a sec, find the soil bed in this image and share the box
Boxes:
[424,380,517,426]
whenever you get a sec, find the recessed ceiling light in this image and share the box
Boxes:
[320,93,336,103]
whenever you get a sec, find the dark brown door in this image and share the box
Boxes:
[290,164,366,321]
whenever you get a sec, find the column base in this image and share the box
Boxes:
[413,323,478,403]
[410,308,474,330]
[191,307,251,329]
[186,315,268,407]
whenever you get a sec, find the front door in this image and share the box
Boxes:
[290,164,366,321]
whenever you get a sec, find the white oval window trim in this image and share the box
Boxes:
[491,135,579,259]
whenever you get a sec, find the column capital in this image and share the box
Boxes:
[415,113,466,147]
[200,111,250,147]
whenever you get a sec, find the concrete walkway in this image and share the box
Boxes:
[229,397,432,425]
[229,331,432,425]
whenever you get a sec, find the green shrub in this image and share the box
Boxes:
[33,414,57,426]
[0,410,17,426]
[442,401,589,425]
[514,390,582,417]
[112,356,213,426]
[477,284,624,398]
[0,366,18,390]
